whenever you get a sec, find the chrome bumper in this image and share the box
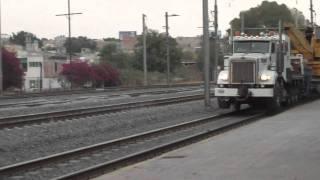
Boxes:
[215,88,274,97]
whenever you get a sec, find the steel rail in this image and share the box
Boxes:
[0,94,206,129]
[0,83,204,100]
[0,87,199,109]
[0,109,266,180]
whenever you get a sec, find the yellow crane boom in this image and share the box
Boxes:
[284,23,320,77]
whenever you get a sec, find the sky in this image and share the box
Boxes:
[1,0,318,39]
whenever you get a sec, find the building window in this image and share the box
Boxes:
[29,62,42,67]
[29,80,40,89]
[19,58,28,72]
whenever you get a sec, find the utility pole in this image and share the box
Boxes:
[213,0,219,84]
[241,12,245,33]
[0,0,3,95]
[56,0,82,89]
[203,0,211,107]
[310,0,314,28]
[165,12,179,86]
[40,62,42,92]
[165,12,170,86]
[277,20,284,76]
[142,14,148,86]
[295,9,299,28]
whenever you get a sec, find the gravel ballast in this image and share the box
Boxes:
[0,99,227,167]
[0,89,203,118]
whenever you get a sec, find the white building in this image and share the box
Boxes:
[13,36,68,92]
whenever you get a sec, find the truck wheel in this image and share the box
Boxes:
[218,98,230,109]
[287,95,293,106]
[292,94,299,104]
[267,95,281,113]
[268,81,283,113]
[232,102,241,111]
[316,85,320,94]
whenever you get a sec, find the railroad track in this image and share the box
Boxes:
[0,94,207,129]
[0,87,200,109]
[0,109,266,180]
[0,83,203,100]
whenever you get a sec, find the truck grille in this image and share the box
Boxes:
[231,61,255,83]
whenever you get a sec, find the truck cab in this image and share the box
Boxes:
[215,34,292,110]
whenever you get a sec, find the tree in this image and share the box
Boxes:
[181,51,196,61]
[60,61,97,87]
[64,36,97,54]
[99,43,132,69]
[2,49,24,90]
[91,64,120,87]
[60,60,120,87]
[103,38,119,42]
[10,31,43,47]
[230,1,294,33]
[134,30,182,73]
[291,8,306,28]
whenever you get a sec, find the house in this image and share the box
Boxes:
[119,31,137,53]
[7,35,68,92]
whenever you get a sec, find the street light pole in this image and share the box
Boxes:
[142,14,148,86]
[203,0,211,107]
[310,0,314,28]
[213,0,219,84]
[165,12,179,86]
[165,12,170,86]
[68,0,72,62]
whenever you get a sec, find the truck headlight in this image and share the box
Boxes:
[218,71,229,81]
[260,74,272,81]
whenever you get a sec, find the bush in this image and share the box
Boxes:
[2,49,24,90]
[120,69,144,86]
[60,61,120,88]
[92,63,120,87]
[119,69,169,86]
[60,61,97,87]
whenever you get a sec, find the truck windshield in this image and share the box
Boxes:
[234,41,270,53]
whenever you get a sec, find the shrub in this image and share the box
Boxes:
[60,61,97,87]
[2,49,24,90]
[60,61,120,88]
[92,63,120,87]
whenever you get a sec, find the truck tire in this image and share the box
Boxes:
[218,98,231,109]
[267,80,283,113]
[267,94,282,114]
[232,102,241,111]
[316,85,320,94]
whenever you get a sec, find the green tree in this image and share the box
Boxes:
[103,38,120,42]
[230,1,294,33]
[10,31,43,47]
[181,51,196,61]
[99,43,132,69]
[134,30,182,73]
[65,36,97,54]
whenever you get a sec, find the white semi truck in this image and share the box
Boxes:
[215,24,320,111]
